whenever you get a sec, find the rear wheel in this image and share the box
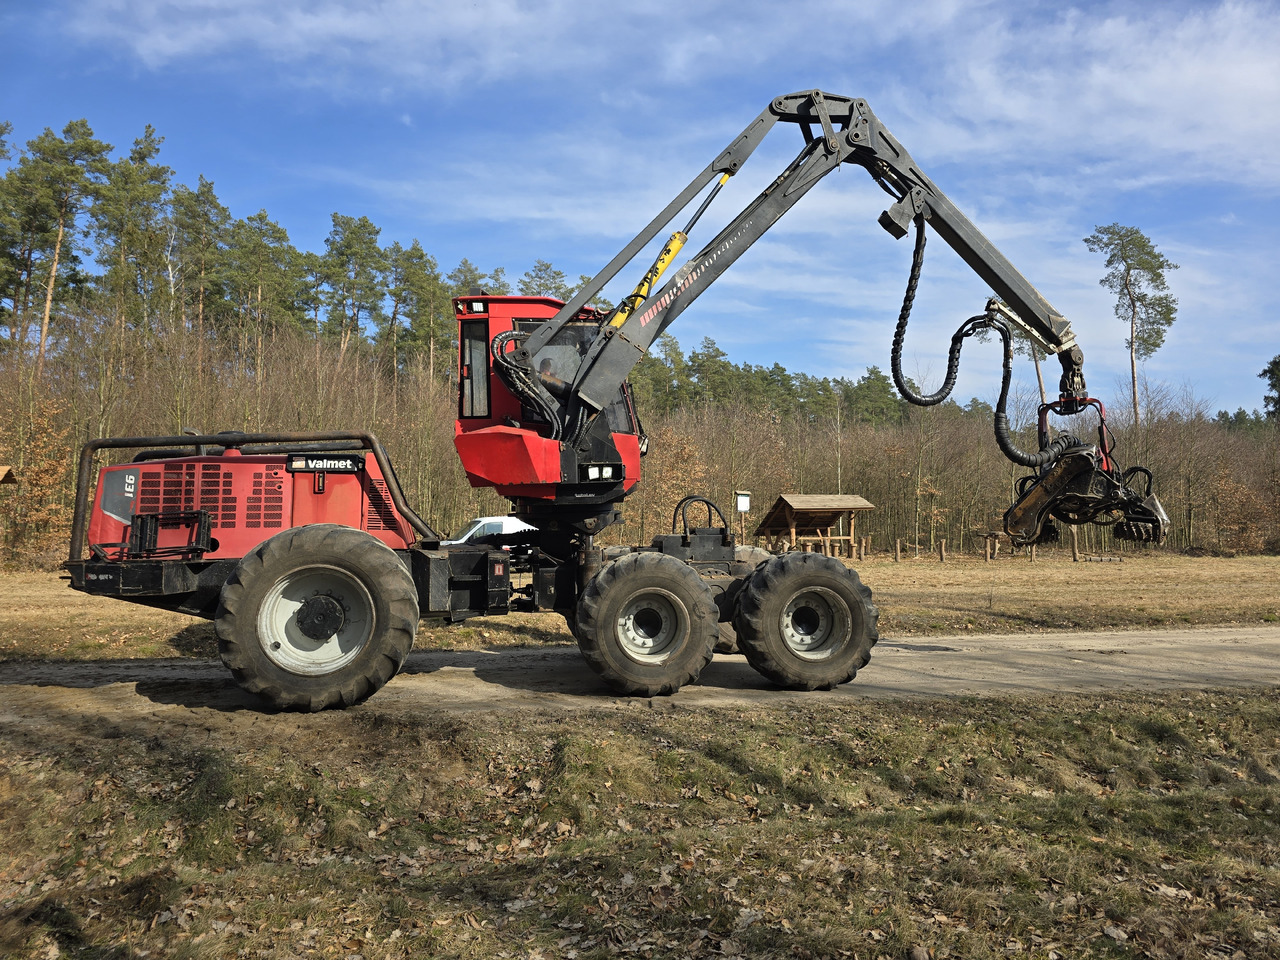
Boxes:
[575,552,719,696]
[714,545,775,654]
[733,552,878,690]
[216,524,418,711]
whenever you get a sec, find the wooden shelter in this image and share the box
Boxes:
[753,494,875,557]
[0,466,15,485]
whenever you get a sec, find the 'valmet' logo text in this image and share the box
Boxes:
[287,455,363,474]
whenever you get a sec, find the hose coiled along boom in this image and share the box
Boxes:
[889,215,1168,545]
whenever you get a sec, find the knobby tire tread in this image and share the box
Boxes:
[216,523,418,711]
[576,552,719,697]
[715,546,776,654]
[734,552,879,690]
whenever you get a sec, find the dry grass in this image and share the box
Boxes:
[3,554,1277,663]
[862,552,1280,636]
[2,688,1279,959]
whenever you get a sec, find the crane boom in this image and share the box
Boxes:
[467,90,1167,547]
[506,91,1085,426]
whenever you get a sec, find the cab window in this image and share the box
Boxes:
[459,320,490,418]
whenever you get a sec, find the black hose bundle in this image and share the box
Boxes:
[492,330,563,440]
[889,215,1081,469]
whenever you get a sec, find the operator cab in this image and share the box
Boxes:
[453,295,643,516]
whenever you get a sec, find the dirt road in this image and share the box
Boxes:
[4,625,1279,724]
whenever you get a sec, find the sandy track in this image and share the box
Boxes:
[3,626,1279,725]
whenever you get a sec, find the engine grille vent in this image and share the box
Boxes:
[137,462,285,530]
[139,463,240,529]
[246,470,285,530]
[366,479,398,531]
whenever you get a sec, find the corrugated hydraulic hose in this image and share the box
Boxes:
[888,215,1079,469]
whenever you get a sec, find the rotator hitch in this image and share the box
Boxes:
[1002,393,1170,548]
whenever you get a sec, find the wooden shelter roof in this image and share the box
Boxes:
[0,466,15,485]
[753,493,874,537]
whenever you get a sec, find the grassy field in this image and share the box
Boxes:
[3,687,1280,959]
[2,554,1280,959]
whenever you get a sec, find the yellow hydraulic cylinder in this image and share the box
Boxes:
[608,230,688,328]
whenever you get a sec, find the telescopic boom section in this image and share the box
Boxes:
[503,90,1088,430]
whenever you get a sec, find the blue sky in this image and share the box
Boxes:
[4,0,1279,416]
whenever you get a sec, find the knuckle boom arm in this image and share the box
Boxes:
[499,90,1168,547]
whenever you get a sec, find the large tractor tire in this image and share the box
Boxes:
[575,552,719,697]
[733,552,878,690]
[714,545,775,654]
[215,524,419,711]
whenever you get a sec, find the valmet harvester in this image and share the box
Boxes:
[67,91,1169,710]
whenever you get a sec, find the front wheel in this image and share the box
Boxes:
[575,552,719,696]
[733,552,878,690]
[215,524,419,711]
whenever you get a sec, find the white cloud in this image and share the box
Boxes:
[53,0,1280,189]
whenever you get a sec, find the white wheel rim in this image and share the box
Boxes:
[779,586,850,661]
[258,565,374,675]
[616,589,686,663]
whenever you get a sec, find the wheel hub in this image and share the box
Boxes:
[616,589,685,663]
[295,594,346,640]
[780,587,850,661]
[257,565,374,676]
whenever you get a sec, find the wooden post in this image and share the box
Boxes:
[938,538,946,563]
[894,539,901,562]
[984,536,992,562]
[1030,543,1037,563]
[1070,525,1081,562]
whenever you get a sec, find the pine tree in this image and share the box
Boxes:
[383,239,449,382]
[170,175,231,344]
[90,125,173,338]
[447,258,509,297]
[1084,224,1178,425]
[321,213,386,363]
[22,120,112,378]
[518,258,571,299]
[1261,355,1280,420]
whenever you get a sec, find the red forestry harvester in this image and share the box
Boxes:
[66,91,1169,710]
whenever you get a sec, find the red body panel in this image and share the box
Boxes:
[454,423,563,492]
[614,433,641,490]
[86,449,413,561]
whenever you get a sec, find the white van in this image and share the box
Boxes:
[442,515,536,547]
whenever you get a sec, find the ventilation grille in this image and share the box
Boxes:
[139,463,240,529]
[366,479,398,531]
[137,463,284,530]
[246,470,286,530]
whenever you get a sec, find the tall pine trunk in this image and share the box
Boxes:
[35,197,68,380]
